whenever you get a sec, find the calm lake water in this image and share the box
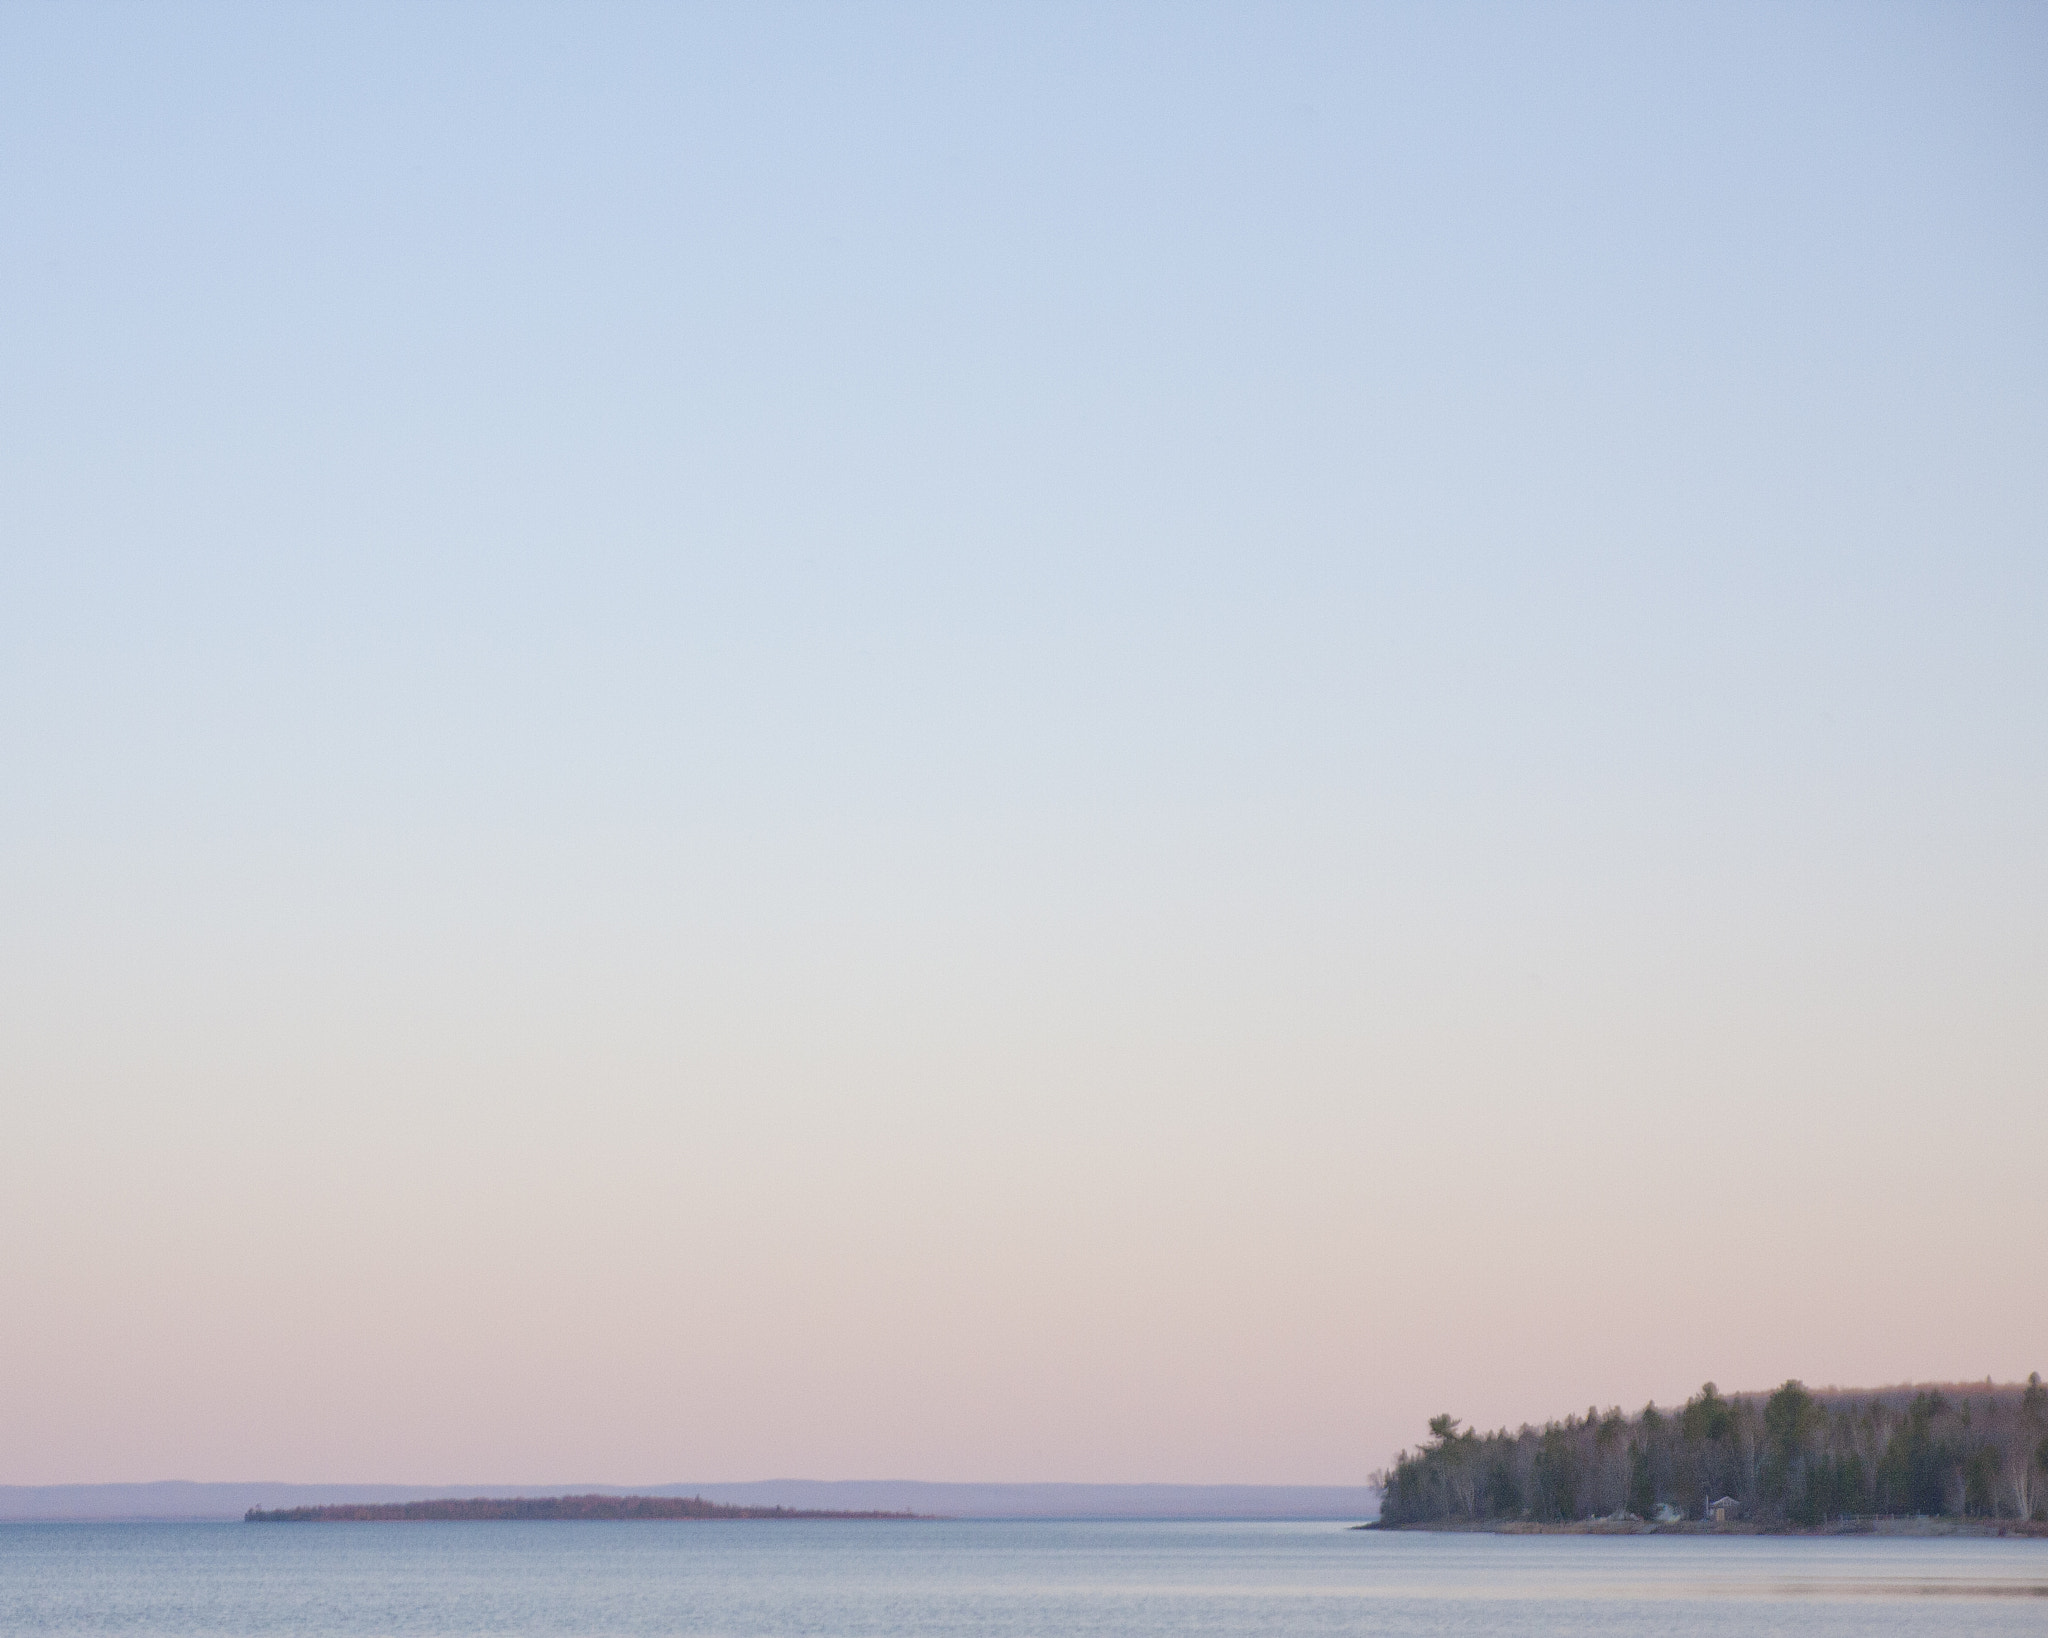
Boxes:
[3,1519,2045,1637]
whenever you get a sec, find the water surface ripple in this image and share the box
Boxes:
[4,1519,2045,1636]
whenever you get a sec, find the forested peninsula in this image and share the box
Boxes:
[245,1494,919,1522]
[1373,1377,2048,1533]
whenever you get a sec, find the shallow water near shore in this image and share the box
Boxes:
[4,1518,2045,1636]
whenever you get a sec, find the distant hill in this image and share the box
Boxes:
[245,1494,914,1522]
[1,1479,1378,1522]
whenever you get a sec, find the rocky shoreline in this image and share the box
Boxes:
[1361,1517,2048,1537]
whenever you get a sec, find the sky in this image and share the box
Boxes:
[2,2,2044,1488]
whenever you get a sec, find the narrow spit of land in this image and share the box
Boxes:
[246,1494,922,1522]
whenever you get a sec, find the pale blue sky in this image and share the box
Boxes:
[3,4,2044,1484]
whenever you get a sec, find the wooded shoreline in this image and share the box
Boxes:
[1375,1377,2048,1529]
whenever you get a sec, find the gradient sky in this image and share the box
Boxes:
[3,3,2044,1487]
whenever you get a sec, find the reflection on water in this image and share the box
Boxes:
[1767,1581,2048,1597]
[3,1518,2045,1636]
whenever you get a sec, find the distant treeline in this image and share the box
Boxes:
[244,1494,919,1522]
[1376,1377,2048,1526]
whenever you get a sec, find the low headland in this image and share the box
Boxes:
[245,1494,919,1522]
[5,1480,1374,1522]
[1366,1375,2048,1537]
